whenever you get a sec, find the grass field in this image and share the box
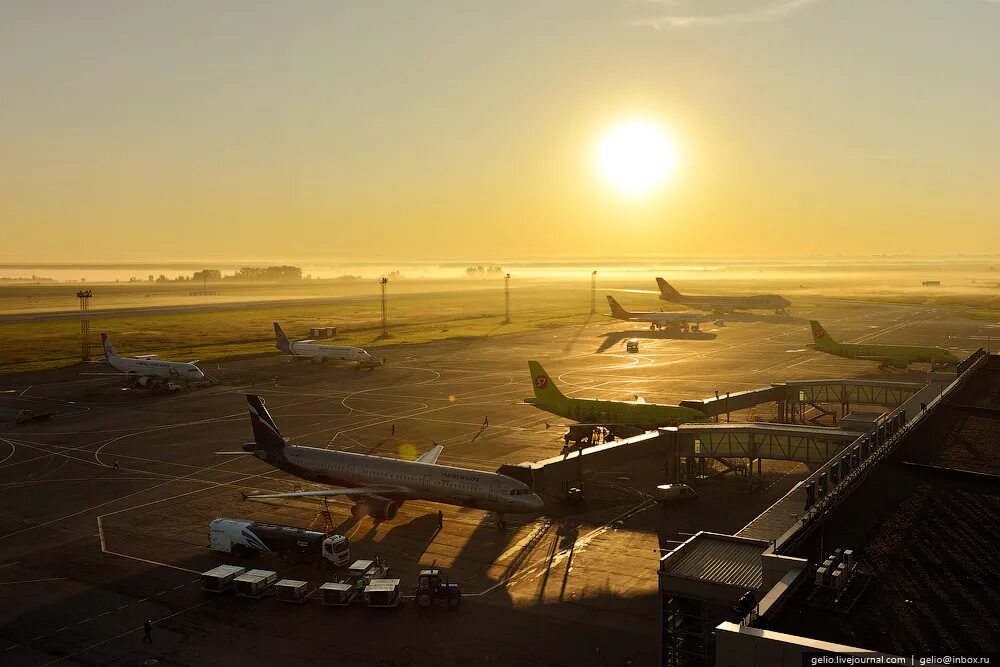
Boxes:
[2,265,999,374]
[0,284,598,373]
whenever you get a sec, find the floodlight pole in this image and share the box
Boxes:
[380,277,389,338]
[590,270,597,315]
[77,290,92,361]
[503,273,511,324]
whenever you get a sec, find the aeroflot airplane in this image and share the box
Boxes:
[235,395,544,528]
[656,278,791,315]
[273,322,382,369]
[100,333,205,388]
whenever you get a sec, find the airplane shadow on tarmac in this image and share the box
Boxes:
[597,330,717,353]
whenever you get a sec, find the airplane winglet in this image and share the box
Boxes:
[416,443,444,465]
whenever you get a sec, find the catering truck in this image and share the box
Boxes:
[208,518,350,567]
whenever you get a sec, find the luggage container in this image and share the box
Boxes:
[234,569,278,598]
[364,578,402,608]
[346,558,388,585]
[200,564,246,593]
[319,582,357,606]
[275,579,310,603]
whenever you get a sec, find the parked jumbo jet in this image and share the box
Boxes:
[807,321,961,370]
[606,296,717,331]
[100,333,205,389]
[524,361,706,429]
[274,322,383,370]
[656,278,790,315]
[233,395,543,528]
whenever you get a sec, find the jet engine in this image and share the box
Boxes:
[351,496,399,521]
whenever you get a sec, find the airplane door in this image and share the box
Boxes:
[422,472,433,492]
[489,480,500,504]
[347,465,356,483]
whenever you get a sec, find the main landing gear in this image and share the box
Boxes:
[495,513,508,530]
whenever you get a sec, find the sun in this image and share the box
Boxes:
[596,120,678,196]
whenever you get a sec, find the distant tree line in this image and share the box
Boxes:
[123,266,304,284]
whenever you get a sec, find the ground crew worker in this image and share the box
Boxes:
[355,577,365,597]
[438,510,444,529]
[390,424,395,437]
[142,619,152,643]
[483,416,489,428]
[112,459,120,472]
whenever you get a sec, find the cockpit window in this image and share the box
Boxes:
[509,489,529,496]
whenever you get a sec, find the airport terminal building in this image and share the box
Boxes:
[657,351,1000,665]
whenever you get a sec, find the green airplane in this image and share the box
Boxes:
[524,361,706,428]
[807,320,961,370]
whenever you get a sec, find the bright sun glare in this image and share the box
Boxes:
[597,120,678,196]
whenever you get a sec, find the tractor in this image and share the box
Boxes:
[414,568,462,610]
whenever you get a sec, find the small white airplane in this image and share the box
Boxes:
[100,333,205,389]
[606,296,718,331]
[230,395,544,528]
[273,322,382,370]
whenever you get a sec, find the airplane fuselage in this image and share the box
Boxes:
[661,294,790,314]
[106,356,205,381]
[528,396,705,429]
[244,443,541,515]
[286,341,372,364]
[609,312,711,328]
[809,341,959,368]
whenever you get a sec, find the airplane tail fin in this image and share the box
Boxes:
[656,278,682,300]
[606,296,631,319]
[246,394,286,452]
[809,321,837,346]
[100,333,119,360]
[527,361,566,404]
[273,322,292,353]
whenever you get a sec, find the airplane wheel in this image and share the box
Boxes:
[416,591,433,608]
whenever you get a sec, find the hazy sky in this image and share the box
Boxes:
[2,0,998,262]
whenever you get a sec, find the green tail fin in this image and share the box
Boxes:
[809,321,837,346]
[527,361,566,404]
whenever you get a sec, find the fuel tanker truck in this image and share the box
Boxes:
[209,518,350,568]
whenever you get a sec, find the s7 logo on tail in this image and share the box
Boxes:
[535,376,548,389]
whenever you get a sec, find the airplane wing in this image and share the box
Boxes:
[246,485,409,500]
[415,444,444,465]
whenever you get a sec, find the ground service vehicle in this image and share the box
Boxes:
[626,339,640,353]
[414,568,462,609]
[655,483,698,505]
[209,518,350,567]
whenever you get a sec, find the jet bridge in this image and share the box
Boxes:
[680,379,927,423]
[675,423,860,465]
[498,423,860,491]
[778,379,925,423]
